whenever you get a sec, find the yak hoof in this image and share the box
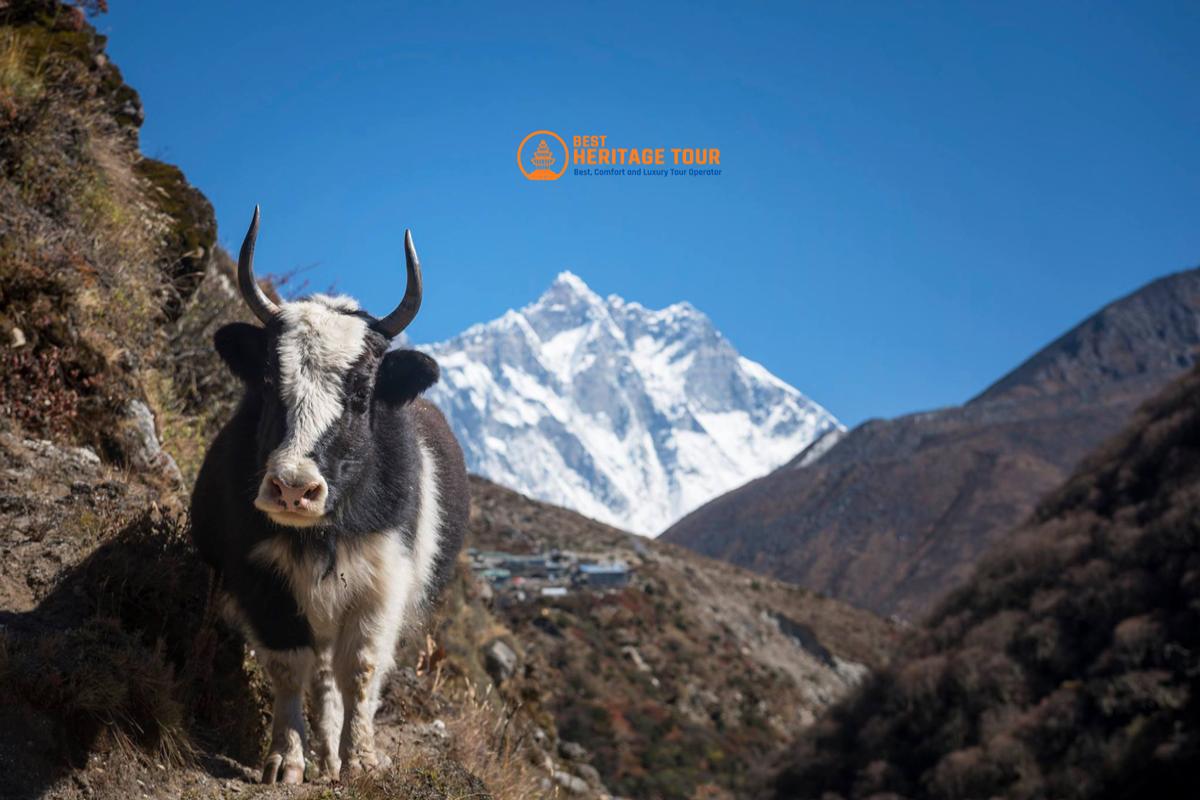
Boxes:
[314,755,342,783]
[344,751,390,778]
[261,752,305,785]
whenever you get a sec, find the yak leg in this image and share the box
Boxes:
[309,642,343,780]
[260,648,313,784]
[335,603,405,776]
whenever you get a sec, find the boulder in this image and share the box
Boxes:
[482,638,518,683]
[119,400,182,485]
[575,763,603,787]
[553,770,589,795]
[558,740,588,762]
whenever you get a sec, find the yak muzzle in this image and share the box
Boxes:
[254,459,329,527]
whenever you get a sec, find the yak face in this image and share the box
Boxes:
[215,294,438,529]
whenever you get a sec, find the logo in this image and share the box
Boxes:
[517,130,569,181]
[517,130,723,181]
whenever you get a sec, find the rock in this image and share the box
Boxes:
[10,327,25,348]
[558,740,588,762]
[482,638,518,683]
[123,400,160,463]
[120,401,182,485]
[119,98,145,127]
[620,645,652,673]
[575,763,603,787]
[477,578,494,602]
[553,770,590,795]
[415,719,449,740]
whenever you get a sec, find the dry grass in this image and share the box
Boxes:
[442,679,553,800]
[0,0,227,469]
[298,757,490,800]
[0,27,46,106]
[152,252,256,483]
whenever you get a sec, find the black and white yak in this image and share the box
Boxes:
[191,208,468,784]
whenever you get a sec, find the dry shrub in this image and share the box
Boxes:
[962,609,1027,652]
[0,344,86,434]
[64,509,271,764]
[893,654,948,709]
[1110,614,1163,666]
[926,746,994,800]
[443,679,551,800]
[0,617,190,766]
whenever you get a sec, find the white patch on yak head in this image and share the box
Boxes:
[254,294,369,527]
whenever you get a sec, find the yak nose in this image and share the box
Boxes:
[268,475,327,512]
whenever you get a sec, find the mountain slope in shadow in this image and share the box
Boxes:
[766,359,1200,799]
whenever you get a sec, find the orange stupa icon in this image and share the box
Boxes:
[529,139,558,179]
[531,139,555,168]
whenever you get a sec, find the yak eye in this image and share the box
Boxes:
[350,381,371,411]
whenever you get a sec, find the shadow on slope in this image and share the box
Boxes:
[0,509,266,800]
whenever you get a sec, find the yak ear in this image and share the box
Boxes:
[214,323,268,384]
[376,349,439,407]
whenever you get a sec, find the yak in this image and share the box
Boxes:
[191,207,468,784]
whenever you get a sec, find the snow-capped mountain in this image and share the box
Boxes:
[420,272,841,535]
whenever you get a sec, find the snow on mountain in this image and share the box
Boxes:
[420,271,842,535]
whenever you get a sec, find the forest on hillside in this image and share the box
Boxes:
[769,364,1200,799]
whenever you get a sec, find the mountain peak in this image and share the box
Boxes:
[552,270,591,294]
[422,279,840,535]
[970,266,1200,405]
[537,270,603,307]
[521,271,613,342]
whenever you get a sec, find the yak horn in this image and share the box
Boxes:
[372,229,423,338]
[237,205,279,325]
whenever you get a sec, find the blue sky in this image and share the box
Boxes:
[101,1,1200,426]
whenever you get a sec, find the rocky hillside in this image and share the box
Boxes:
[0,5,895,799]
[467,475,896,799]
[0,0,219,486]
[663,268,1200,619]
[767,360,1200,799]
[422,272,841,535]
